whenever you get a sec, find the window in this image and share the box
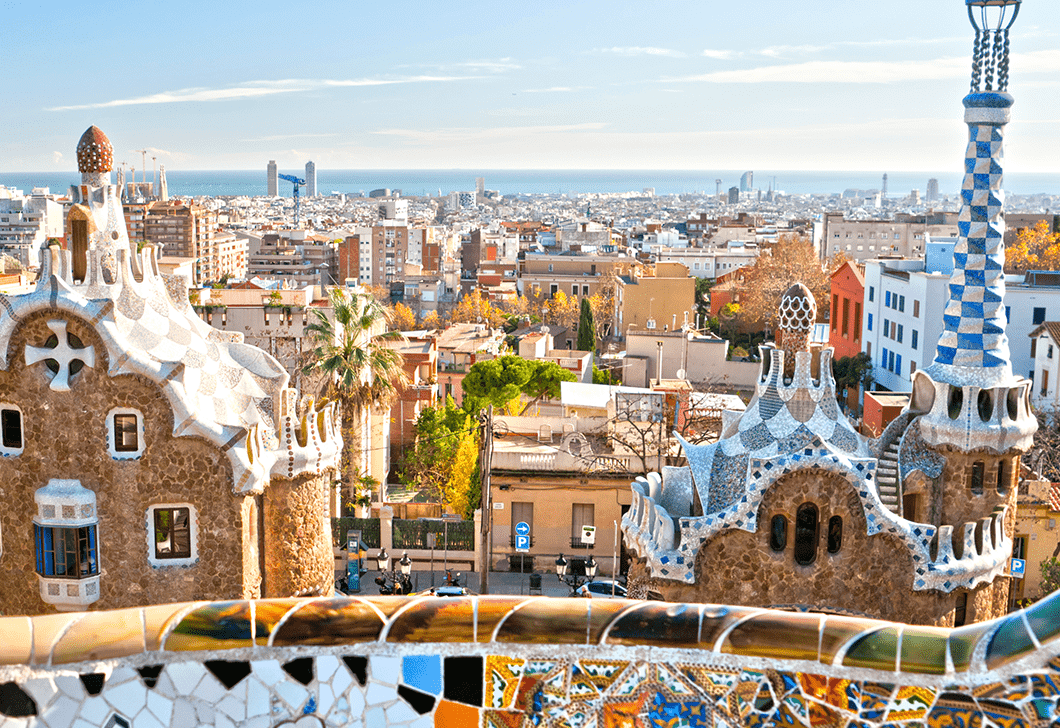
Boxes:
[1006,306,1011,323]
[769,515,788,552]
[890,321,897,339]
[885,291,891,307]
[33,479,100,607]
[867,313,873,331]
[913,300,920,318]
[1031,338,1037,358]
[1034,307,1046,325]
[897,324,903,344]
[882,347,889,370]
[854,302,862,342]
[827,516,843,554]
[832,294,839,331]
[899,295,905,312]
[896,354,902,374]
[582,285,590,296]
[868,286,874,302]
[883,319,889,338]
[571,503,594,548]
[889,350,895,372]
[997,459,1009,494]
[0,406,23,455]
[572,285,578,297]
[794,503,819,566]
[1050,345,1054,360]
[911,330,918,350]
[107,408,144,459]
[148,504,197,566]
[841,298,850,337]
[954,593,968,627]
[35,525,97,578]
[1042,370,1050,397]
[970,461,985,495]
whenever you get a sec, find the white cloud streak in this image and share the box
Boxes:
[664,50,1060,84]
[701,49,737,60]
[47,76,481,111]
[239,133,340,142]
[372,122,607,144]
[595,46,685,58]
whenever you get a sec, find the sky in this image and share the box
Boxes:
[4,0,1060,173]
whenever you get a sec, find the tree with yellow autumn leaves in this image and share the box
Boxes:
[1007,220,1060,273]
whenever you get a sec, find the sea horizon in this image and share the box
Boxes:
[3,169,1060,199]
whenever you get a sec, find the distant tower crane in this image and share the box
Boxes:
[278,173,307,226]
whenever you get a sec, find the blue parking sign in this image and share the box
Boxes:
[515,534,530,552]
[1011,558,1026,578]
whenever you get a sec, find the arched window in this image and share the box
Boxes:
[827,516,843,554]
[794,503,819,566]
[970,461,984,495]
[996,458,1008,494]
[769,515,787,552]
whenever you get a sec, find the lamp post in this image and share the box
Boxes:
[374,548,414,595]
[555,553,598,594]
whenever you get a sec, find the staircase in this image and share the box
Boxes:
[876,441,901,515]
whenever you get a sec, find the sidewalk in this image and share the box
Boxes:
[339,568,578,598]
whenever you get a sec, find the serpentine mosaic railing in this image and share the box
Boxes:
[1,592,1059,727]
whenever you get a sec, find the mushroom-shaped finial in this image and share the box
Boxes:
[778,283,816,334]
[76,126,113,174]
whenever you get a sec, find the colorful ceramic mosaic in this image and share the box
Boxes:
[0,593,1058,727]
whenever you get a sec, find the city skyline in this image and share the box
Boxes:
[5,1,1060,173]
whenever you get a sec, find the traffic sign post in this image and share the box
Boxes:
[515,521,531,587]
[1011,557,1026,578]
[581,525,596,546]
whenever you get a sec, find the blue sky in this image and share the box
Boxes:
[4,0,1059,172]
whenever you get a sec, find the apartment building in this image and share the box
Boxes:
[657,242,759,279]
[863,249,1060,393]
[518,253,618,301]
[615,262,696,336]
[821,213,960,262]
[248,230,337,286]
[0,187,64,268]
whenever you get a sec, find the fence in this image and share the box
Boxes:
[330,517,380,548]
[392,518,475,550]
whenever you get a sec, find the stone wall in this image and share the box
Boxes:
[936,447,1019,532]
[633,469,1010,625]
[0,311,252,615]
[263,470,334,597]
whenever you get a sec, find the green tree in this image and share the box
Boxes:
[462,355,576,414]
[577,297,595,353]
[398,397,479,514]
[832,353,875,398]
[593,363,619,385]
[301,288,409,502]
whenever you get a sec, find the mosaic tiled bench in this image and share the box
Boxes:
[0,592,1058,727]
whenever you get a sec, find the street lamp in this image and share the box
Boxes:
[374,549,413,595]
[555,553,598,593]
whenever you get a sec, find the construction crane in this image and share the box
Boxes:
[278,173,306,226]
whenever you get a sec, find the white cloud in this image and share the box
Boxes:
[760,37,962,58]
[372,122,607,144]
[239,133,340,142]
[52,151,63,165]
[595,46,685,58]
[701,49,737,60]
[47,76,481,111]
[521,87,578,93]
[664,50,1060,84]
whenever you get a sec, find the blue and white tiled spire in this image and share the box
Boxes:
[923,92,1014,388]
[923,0,1021,390]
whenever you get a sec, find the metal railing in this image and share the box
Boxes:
[331,518,380,548]
[393,519,475,551]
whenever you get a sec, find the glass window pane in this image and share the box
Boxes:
[1,409,21,449]
[769,515,787,552]
[794,504,819,566]
[827,516,843,554]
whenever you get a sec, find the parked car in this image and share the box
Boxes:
[572,579,628,599]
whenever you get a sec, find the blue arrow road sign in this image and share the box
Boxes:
[516,521,530,536]
[515,534,530,552]
[1011,558,1026,578]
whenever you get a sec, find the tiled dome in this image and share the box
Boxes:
[778,282,816,333]
[76,126,113,173]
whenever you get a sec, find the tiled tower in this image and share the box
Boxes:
[915,0,1035,456]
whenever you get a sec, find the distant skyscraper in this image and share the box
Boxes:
[305,161,317,197]
[926,178,940,202]
[739,171,753,192]
[882,173,888,199]
[728,187,739,204]
[158,165,169,202]
[267,160,278,197]
[476,177,485,194]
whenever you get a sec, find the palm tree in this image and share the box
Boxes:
[301,288,408,504]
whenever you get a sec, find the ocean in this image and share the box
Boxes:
[2,169,1060,198]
